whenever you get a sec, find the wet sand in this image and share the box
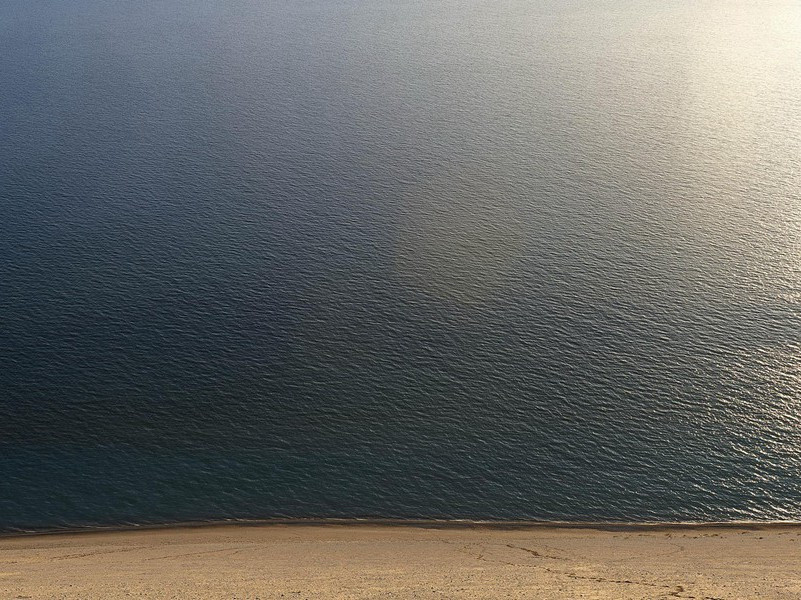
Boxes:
[1,521,800,599]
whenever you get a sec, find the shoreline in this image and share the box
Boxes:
[4,516,801,538]
[3,521,800,598]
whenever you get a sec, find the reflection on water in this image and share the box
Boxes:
[0,0,800,530]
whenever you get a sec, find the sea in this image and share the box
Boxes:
[1,0,799,531]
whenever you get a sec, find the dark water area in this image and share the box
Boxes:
[1,0,800,530]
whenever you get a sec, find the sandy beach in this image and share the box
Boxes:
[1,521,800,599]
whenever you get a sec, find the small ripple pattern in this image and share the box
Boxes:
[1,0,800,530]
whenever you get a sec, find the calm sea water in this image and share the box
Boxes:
[1,0,800,531]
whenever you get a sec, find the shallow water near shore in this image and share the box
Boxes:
[1,0,800,530]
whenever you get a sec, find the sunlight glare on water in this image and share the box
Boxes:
[0,0,800,530]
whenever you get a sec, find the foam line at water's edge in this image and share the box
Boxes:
[4,517,801,538]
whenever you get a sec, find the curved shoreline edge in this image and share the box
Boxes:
[4,517,801,539]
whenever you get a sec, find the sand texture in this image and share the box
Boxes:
[1,522,800,599]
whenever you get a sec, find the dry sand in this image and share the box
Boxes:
[1,521,800,599]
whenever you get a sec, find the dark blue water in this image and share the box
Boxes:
[1,0,800,531]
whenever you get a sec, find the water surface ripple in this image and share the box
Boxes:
[1,0,800,530]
